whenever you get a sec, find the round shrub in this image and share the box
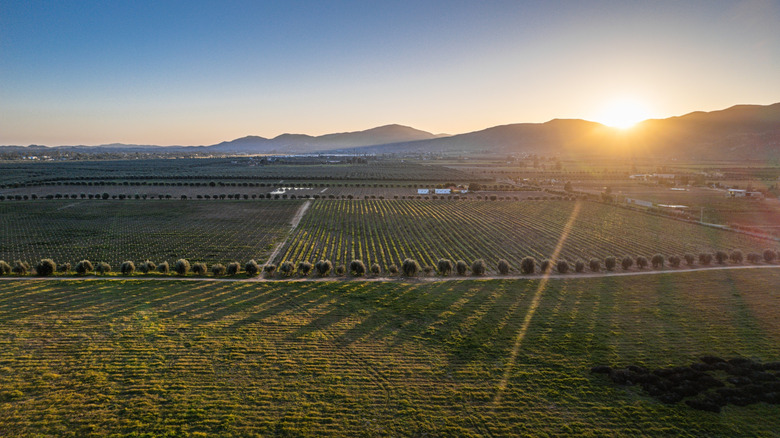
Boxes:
[437,258,453,276]
[402,258,421,277]
[604,256,616,272]
[455,260,468,276]
[57,262,71,273]
[636,256,648,269]
[698,253,712,265]
[174,259,190,275]
[226,262,240,275]
[370,263,381,275]
[140,260,156,273]
[75,260,93,275]
[299,261,313,276]
[575,260,585,273]
[279,261,295,277]
[729,250,743,264]
[349,259,366,276]
[211,263,226,276]
[557,260,569,274]
[335,265,346,276]
[520,257,536,275]
[764,249,777,263]
[651,254,665,269]
[315,260,332,277]
[191,262,207,276]
[423,265,434,276]
[746,253,761,264]
[245,260,260,276]
[715,251,728,265]
[119,260,136,275]
[12,260,30,275]
[589,258,601,272]
[471,259,486,276]
[263,263,276,277]
[388,264,398,275]
[157,261,170,274]
[0,260,11,275]
[668,255,681,268]
[497,259,510,275]
[621,256,633,271]
[35,259,56,276]
[684,254,695,266]
[95,262,111,275]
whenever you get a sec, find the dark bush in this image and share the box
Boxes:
[746,253,761,264]
[35,259,56,276]
[139,260,155,273]
[335,265,346,276]
[604,256,616,271]
[715,251,728,265]
[540,259,551,274]
[75,260,93,275]
[622,256,633,271]
[12,260,30,275]
[279,261,294,277]
[557,260,569,274]
[0,260,11,275]
[764,249,777,263]
[729,250,743,264]
[423,265,433,276]
[589,258,601,272]
[497,259,510,275]
[57,262,71,273]
[315,260,332,277]
[520,257,536,275]
[370,263,381,275]
[471,259,486,276]
[575,260,585,273]
[388,264,398,275]
[299,261,313,276]
[636,256,648,269]
[651,254,665,269]
[437,258,453,276]
[241,259,258,276]
[349,259,366,276]
[119,261,136,275]
[226,262,240,275]
[211,263,226,276]
[174,259,190,275]
[455,260,468,276]
[191,262,207,276]
[157,261,170,274]
[699,253,712,265]
[402,258,421,277]
[684,253,695,266]
[263,263,276,277]
[668,255,681,268]
[95,262,111,275]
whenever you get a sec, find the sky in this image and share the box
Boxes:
[1,0,779,146]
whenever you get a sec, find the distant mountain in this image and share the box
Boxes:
[207,124,444,153]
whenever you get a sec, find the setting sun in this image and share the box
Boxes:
[595,98,652,129]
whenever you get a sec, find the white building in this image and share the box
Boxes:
[435,188,451,195]
[417,189,429,195]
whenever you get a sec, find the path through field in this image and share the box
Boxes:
[262,200,311,268]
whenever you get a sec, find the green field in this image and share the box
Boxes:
[1,269,778,436]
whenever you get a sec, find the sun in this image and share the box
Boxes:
[595,98,652,129]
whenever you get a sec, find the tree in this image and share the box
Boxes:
[298,261,313,276]
[621,256,633,271]
[192,262,207,276]
[0,260,11,275]
[75,260,93,275]
[698,253,712,265]
[211,263,226,276]
[520,257,536,275]
[764,249,777,263]
[715,251,728,265]
[335,265,346,275]
[455,260,468,276]
[12,260,30,275]
[95,262,111,275]
[604,256,616,272]
[246,260,260,276]
[684,254,695,266]
[497,259,510,275]
[471,259,486,276]
[279,261,295,277]
[589,259,601,272]
[174,259,190,275]
[729,250,743,264]
[226,262,240,275]
[349,260,366,276]
[557,260,569,274]
[139,260,156,273]
[402,258,421,277]
[388,264,398,275]
[540,259,551,274]
[437,258,453,276]
[315,260,332,277]
[120,261,136,275]
[370,263,381,275]
[636,256,648,269]
[157,261,170,274]
[263,263,276,277]
[651,254,665,269]
[57,262,71,273]
[668,255,681,268]
[35,259,56,276]
[574,260,585,273]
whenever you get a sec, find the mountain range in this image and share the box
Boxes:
[3,103,779,160]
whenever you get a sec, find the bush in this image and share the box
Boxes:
[746,253,761,264]
[246,260,261,276]
[497,259,510,275]
[539,259,551,274]
[95,262,111,275]
[636,256,648,269]
[35,259,56,276]
[191,262,207,276]
[402,258,421,277]
[211,263,226,276]
[157,261,170,274]
[279,261,295,277]
[75,260,93,275]
[764,249,777,263]
[575,260,585,273]
[423,265,433,276]
[315,260,332,277]
[729,250,743,264]
[471,259,486,276]
[520,257,536,275]
[604,256,616,272]
[349,259,366,276]
[589,258,601,272]
[0,260,11,275]
[57,262,71,273]
[299,261,313,276]
[226,262,240,275]
[437,258,453,276]
[263,263,276,277]
[388,264,398,275]
[557,260,569,274]
[173,259,190,275]
[455,260,468,276]
[335,265,346,276]
[621,256,633,271]
[12,260,30,275]
[651,254,665,269]
[370,263,381,275]
[715,250,728,265]
[119,261,136,275]
[698,253,712,265]
[684,253,695,266]
[668,255,681,268]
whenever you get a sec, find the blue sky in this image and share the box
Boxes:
[1,0,779,145]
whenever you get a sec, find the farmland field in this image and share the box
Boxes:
[275,199,775,270]
[0,200,303,266]
[1,269,778,436]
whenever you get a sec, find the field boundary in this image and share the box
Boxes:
[261,199,311,268]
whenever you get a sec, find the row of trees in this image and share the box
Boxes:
[1,249,778,278]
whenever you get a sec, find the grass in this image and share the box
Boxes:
[0,269,778,436]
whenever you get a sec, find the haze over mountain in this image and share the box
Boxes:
[2,103,778,160]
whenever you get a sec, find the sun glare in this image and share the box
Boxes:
[595,98,652,129]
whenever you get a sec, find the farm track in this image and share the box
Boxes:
[261,200,311,269]
[1,264,778,284]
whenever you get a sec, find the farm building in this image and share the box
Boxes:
[626,198,654,208]
[727,189,746,197]
[435,188,451,195]
[417,189,430,195]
